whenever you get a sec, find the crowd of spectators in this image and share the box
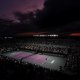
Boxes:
[16,37,80,55]
[0,37,80,80]
[17,38,68,55]
[0,37,80,55]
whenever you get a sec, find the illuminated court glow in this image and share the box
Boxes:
[51,60,55,64]
[3,51,66,70]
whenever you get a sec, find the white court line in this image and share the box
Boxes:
[51,60,55,64]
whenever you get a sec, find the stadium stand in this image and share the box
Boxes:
[0,37,80,80]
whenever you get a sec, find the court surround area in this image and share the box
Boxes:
[3,51,66,71]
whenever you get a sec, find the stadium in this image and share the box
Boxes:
[0,35,80,80]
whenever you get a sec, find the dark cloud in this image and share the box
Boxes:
[0,0,44,19]
[37,0,80,33]
[0,0,80,35]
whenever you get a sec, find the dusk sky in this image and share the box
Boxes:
[0,0,80,36]
[0,0,44,20]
